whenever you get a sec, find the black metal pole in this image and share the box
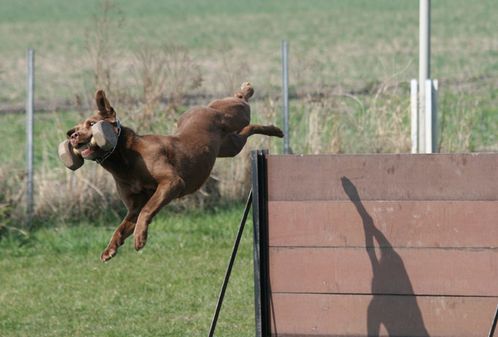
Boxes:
[208,191,253,337]
[252,150,270,337]
[488,304,498,337]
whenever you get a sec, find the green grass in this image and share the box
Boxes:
[0,0,496,228]
[0,111,80,169]
[1,0,497,103]
[0,205,256,337]
[0,0,495,154]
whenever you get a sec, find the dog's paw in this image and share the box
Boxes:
[100,247,117,262]
[134,231,148,251]
[236,82,254,101]
[240,81,251,91]
[274,128,284,138]
[269,125,284,138]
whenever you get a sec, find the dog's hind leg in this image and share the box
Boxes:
[217,124,284,157]
[208,82,254,134]
[238,124,284,138]
[133,176,185,251]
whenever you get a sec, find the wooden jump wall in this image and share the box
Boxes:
[251,152,498,337]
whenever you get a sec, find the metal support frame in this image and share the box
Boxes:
[205,151,273,337]
[251,150,271,337]
[208,191,253,337]
[488,305,498,337]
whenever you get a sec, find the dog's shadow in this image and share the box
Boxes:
[341,177,430,337]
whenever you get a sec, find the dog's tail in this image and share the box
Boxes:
[234,82,254,101]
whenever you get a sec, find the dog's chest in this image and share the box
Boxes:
[128,181,144,194]
[122,179,156,194]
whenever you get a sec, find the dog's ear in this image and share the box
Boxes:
[95,90,116,121]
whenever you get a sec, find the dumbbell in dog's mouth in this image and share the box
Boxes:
[59,121,119,170]
[67,129,102,160]
[72,121,118,157]
[72,138,98,159]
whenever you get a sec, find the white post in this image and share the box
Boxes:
[424,79,438,153]
[424,79,433,153]
[410,79,418,153]
[418,0,431,152]
[281,40,290,154]
[26,48,35,228]
[432,79,438,152]
[411,1,438,154]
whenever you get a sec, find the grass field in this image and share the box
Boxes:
[0,205,256,337]
[1,0,497,104]
[0,0,496,151]
[0,1,497,335]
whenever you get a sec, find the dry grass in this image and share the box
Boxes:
[35,165,119,220]
[85,0,124,97]
[0,167,26,228]
[0,74,488,227]
[131,43,202,131]
[438,94,481,152]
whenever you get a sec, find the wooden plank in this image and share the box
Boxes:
[268,200,498,248]
[270,293,497,337]
[269,247,498,296]
[266,154,498,201]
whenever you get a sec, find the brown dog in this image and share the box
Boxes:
[65,83,283,261]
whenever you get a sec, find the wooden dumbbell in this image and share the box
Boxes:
[91,121,117,151]
[58,140,84,171]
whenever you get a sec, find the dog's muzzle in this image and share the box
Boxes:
[58,120,120,171]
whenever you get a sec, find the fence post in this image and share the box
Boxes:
[26,48,35,228]
[432,79,438,152]
[424,79,433,153]
[281,40,290,154]
[412,1,438,154]
[418,0,431,152]
[410,79,418,154]
[424,79,438,153]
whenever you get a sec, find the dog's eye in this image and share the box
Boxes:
[89,121,96,126]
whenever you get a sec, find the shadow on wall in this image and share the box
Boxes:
[341,177,430,337]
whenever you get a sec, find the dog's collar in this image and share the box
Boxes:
[95,119,121,165]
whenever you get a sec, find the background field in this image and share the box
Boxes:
[0,0,497,336]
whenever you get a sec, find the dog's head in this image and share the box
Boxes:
[66,90,118,160]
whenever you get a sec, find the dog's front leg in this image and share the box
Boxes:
[133,177,185,251]
[100,211,139,262]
